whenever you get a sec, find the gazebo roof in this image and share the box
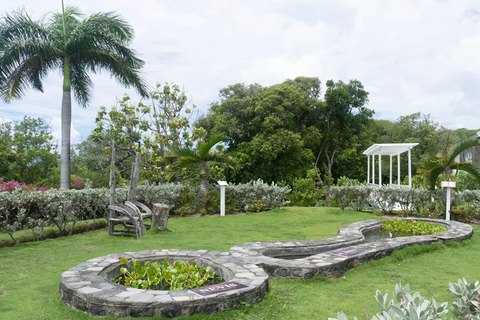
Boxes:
[363,143,418,156]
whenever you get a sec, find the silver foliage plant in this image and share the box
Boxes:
[330,279,480,320]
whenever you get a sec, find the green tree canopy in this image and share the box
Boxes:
[196,77,322,185]
[0,116,58,185]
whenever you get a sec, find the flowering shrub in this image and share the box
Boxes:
[0,178,49,192]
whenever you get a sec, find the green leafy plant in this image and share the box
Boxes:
[112,257,222,291]
[450,278,480,319]
[381,218,446,237]
[330,279,480,320]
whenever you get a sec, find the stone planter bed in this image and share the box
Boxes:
[59,250,268,318]
[60,218,472,317]
[230,218,473,279]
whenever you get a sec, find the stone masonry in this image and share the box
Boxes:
[60,218,472,317]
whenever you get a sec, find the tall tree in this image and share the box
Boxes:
[166,135,238,211]
[316,80,371,205]
[0,3,148,188]
[196,77,321,184]
[317,80,371,175]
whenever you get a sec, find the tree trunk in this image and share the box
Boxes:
[60,90,71,189]
[196,173,208,212]
[60,58,71,189]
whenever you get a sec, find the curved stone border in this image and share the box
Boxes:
[59,249,268,318]
[230,218,473,279]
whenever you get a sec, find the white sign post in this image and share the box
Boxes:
[217,181,228,216]
[441,181,456,221]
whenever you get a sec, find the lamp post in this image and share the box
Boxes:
[217,181,228,216]
[441,181,456,221]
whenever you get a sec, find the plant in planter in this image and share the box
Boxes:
[381,218,446,237]
[112,257,223,290]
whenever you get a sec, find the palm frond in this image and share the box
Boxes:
[0,10,60,102]
[203,153,238,170]
[447,139,480,165]
[454,163,480,183]
[426,166,445,190]
[70,63,92,107]
[198,134,227,158]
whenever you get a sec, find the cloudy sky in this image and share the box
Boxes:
[0,0,479,144]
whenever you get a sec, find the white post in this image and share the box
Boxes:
[408,148,412,188]
[389,155,392,186]
[446,188,451,221]
[217,181,228,216]
[367,155,370,184]
[379,154,382,186]
[441,181,456,221]
[397,154,401,186]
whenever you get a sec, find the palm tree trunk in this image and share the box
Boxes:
[196,173,208,212]
[60,59,71,189]
[60,91,71,189]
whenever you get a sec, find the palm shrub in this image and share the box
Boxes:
[418,138,480,190]
[166,135,237,212]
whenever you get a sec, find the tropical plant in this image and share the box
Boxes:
[0,1,148,189]
[418,138,480,190]
[166,135,237,211]
[381,218,446,237]
[113,257,221,291]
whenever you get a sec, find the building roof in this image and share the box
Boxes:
[363,143,419,156]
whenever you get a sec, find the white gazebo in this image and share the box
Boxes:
[363,143,418,188]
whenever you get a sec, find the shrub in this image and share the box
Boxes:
[287,177,325,207]
[228,179,291,211]
[450,204,480,223]
[330,185,373,211]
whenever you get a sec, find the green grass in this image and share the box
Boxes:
[0,207,478,319]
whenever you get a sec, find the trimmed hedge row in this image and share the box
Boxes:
[0,180,290,244]
[331,185,480,221]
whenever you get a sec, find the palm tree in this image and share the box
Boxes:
[418,138,480,190]
[166,135,237,211]
[0,2,148,188]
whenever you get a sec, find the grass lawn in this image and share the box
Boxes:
[0,207,478,319]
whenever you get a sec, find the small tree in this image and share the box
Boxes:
[418,138,480,190]
[166,135,237,211]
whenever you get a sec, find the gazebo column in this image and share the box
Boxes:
[379,154,382,186]
[389,155,393,185]
[372,155,375,185]
[408,148,412,188]
[367,155,370,184]
[397,154,401,186]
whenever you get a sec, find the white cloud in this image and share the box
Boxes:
[1,0,480,141]
[50,116,81,146]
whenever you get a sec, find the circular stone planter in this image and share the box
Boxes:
[59,249,268,318]
[230,218,473,279]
